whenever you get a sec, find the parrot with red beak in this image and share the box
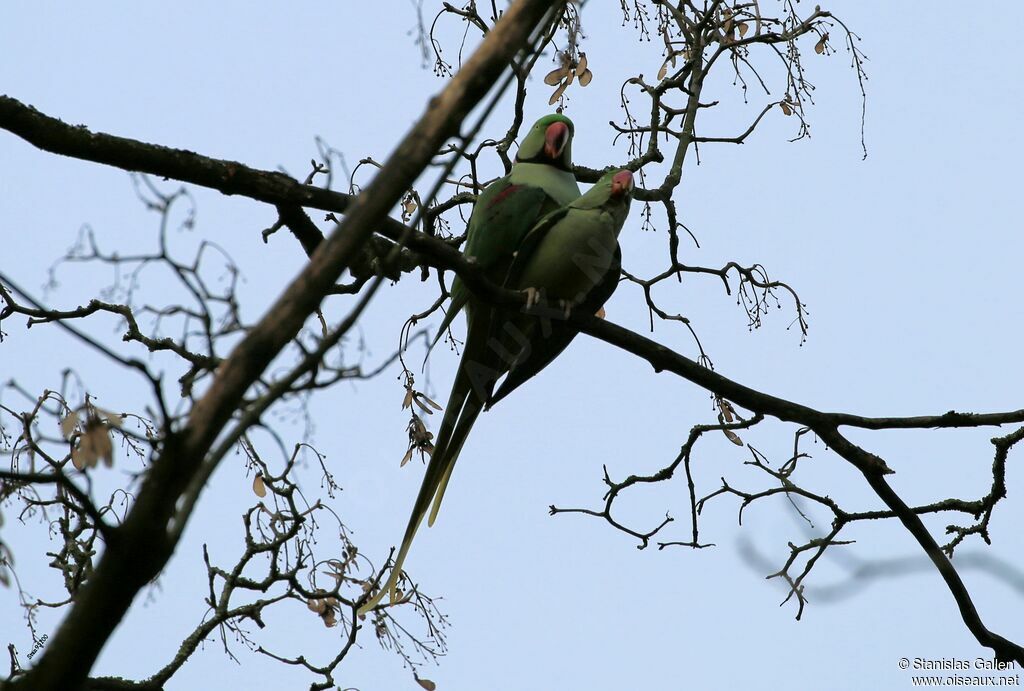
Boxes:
[359,167,635,615]
[488,168,634,407]
[428,113,580,354]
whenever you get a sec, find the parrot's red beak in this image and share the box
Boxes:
[543,121,570,160]
[611,169,634,197]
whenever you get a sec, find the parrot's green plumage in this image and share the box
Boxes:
[359,116,580,615]
[357,155,635,617]
[422,169,634,532]
[428,114,580,355]
[488,167,634,407]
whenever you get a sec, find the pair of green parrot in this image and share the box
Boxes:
[360,115,634,614]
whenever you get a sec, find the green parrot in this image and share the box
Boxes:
[427,113,581,355]
[360,116,579,615]
[358,169,633,615]
[487,167,634,407]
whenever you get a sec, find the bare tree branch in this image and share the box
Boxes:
[1,1,565,687]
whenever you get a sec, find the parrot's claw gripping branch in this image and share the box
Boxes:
[522,286,541,309]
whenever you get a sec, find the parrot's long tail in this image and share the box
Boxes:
[358,315,496,615]
[427,400,481,526]
[422,279,468,368]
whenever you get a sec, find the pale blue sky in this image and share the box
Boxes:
[2,3,1022,690]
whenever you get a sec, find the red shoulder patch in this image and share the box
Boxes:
[487,183,524,209]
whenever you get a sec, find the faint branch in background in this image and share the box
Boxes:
[740,537,1024,604]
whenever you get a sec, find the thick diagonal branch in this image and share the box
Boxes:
[2,1,563,688]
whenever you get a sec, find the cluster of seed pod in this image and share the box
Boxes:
[60,404,123,470]
[400,374,440,466]
[544,52,593,105]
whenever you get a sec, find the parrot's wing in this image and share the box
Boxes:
[424,180,549,360]
[500,205,572,289]
[463,180,549,270]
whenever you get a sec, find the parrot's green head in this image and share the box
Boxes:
[607,169,635,201]
[578,168,634,204]
[575,168,634,230]
[515,114,575,171]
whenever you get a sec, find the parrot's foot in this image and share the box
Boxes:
[595,306,607,319]
[559,299,573,319]
[522,287,541,309]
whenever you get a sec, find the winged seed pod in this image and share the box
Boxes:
[657,49,689,82]
[415,676,437,691]
[412,392,442,416]
[548,81,569,105]
[252,473,267,498]
[71,417,114,470]
[723,428,744,446]
[307,596,340,628]
[323,559,347,584]
[92,407,124,428]
[402,414,435,466]
[718,397,737,423]
[657,57,671,81]
[576,52,592,85]
[814,32,829,54]
[59,410,80,440]
[544,65,569,85]
[718,408,744,445]
[62,403,126,470]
